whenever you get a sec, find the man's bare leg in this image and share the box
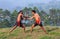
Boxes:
[9,25,17,33]
[22,25,26,33]
[40,26,48,34]
[31,24,35,33]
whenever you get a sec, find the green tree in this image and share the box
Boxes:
[40,10,49,25]
[33,7,40,13]
[0,9,3,14]
[3,9,11,16]
[49,9,58,26]
[0,19,11,28]
[10,10,18,26]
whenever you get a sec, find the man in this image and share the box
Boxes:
[9,10,25,33]
[28,10,48,34]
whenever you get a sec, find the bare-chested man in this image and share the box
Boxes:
[28,10,48,34]
[9,10,25,33]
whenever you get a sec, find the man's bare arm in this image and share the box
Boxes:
[28,16,34,20]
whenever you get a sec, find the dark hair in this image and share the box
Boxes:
[18,10,23,14]
[32,10,36,13]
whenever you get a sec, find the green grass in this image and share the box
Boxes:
[40,36,53,39]
[0,26,60,39]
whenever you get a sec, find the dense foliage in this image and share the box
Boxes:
[0,7,60,28]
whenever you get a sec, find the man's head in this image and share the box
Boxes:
[32,10,36,15]
[18,10,23,14]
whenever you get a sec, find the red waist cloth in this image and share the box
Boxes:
[36,20,41,24]
[16,21,20,26]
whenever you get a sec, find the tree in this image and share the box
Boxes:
[40,10,49,25]
[56,9,60,26]
[0,19,11,28]
[3,9,11,16]
[49,9,58,26]
[10,10,18,26]
[0,9,3,14]
[33,7,40,13]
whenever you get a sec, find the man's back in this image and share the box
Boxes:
[17,14,22,22]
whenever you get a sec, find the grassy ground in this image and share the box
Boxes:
[0,26,60,39]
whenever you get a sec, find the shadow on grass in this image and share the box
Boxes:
[47,27,59,32]
[25,29,41,33]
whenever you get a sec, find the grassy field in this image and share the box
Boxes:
[0,26,60,39]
